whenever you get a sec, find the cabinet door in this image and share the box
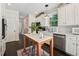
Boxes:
[66,35,76,55]
[70,36,76,56]
[65,4,75,25]
[76,36,79,56]
[74,4,79,25]
[58,4,75,26]
[58,6,66,26]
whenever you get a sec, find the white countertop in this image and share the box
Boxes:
[24,33,53,43]
[27,31,79,39]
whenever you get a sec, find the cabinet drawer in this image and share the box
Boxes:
[66,35,76,41]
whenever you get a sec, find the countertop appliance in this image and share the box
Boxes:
[72,28,79,35]
[53,33,66,52]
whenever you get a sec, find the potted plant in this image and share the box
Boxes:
[31,22,41,34]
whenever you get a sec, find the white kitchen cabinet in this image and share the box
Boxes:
[58,6,66,26]
[66,35,76,56]
[5,9,19,42]
[76,36,79,56]
[58,4,79,26]
[74,4,79,25]
[65,4,75,25]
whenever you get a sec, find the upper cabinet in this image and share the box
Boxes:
[58,5,66,26]
[74,4,79,25]
[58,4,79,26]
[65,4,75,25]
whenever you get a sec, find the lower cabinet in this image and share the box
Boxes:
[66,35,76,56]
[66,35,79,56]
[76,36,79,56]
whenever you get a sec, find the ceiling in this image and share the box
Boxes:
[5,3,60,17]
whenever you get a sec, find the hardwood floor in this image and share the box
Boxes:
[4,34,69,56]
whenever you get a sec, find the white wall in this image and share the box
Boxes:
[35,16,46,26]
[28,13,50,27]
[28,14,35,26]
[19,18,23,34]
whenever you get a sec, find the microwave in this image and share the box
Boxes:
[72,28,79,34]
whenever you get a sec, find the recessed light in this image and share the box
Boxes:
[8,3,11,6]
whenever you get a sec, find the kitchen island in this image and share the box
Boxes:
[23,33,53,56]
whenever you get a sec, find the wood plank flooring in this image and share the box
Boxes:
[4,34,69,56]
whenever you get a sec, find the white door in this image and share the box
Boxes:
[14,18,19,40]
[66,35,76,55]
[5,9,19,42]
[6,17,16,42]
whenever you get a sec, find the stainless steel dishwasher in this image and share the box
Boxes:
[53,33,66,52]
